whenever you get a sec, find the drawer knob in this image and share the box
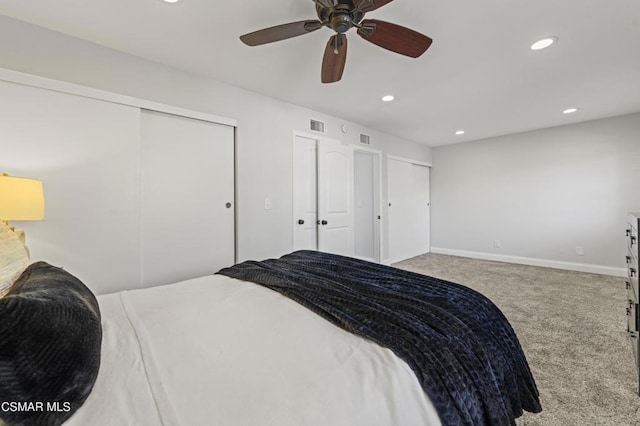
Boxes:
[631,268,637,277]
[626,281,631,290]
[627,256,632,264]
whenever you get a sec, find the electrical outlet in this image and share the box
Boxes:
[576,246,584,256]
[494,240,501,248]
[264,198,272,210]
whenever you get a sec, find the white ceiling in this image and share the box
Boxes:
[1,0,639,147]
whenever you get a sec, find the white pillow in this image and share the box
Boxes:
[0,222,29,297]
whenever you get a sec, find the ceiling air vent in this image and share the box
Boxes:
[360,133,371,145]
[310,119,325,133]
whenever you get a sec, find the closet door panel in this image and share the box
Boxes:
[388,159,430,263]
[292,135,318,251]
[317,140,354,256]
[141,110,235,287]
[0,79,141,295]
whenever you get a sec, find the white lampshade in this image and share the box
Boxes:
[0,174,45,221]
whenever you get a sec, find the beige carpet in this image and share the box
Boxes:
[393,253,640,426]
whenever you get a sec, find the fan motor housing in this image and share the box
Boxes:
[330,13,352,33]
[316,2,364,33]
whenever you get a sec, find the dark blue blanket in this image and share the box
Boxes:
[217,250,541,425]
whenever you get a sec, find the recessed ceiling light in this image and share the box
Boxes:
[531,36,558,50]
[382,95,395,102]
[563,108,578,114]
[162,0,180,3]
[455,130,465,135]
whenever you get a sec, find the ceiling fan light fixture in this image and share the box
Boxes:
[563,108,578,114]
[382,95,395,102]
[239,1,433,83]
[531,36,558,50]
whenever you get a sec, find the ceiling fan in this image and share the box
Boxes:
[239,0,433,83]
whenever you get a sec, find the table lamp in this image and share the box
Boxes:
[0,173,45,245]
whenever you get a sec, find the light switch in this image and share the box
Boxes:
[264,198,272,210]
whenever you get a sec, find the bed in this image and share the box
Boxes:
[1,250,541,426]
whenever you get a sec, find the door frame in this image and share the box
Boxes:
[387,154,432,168]
[351,144,383,263]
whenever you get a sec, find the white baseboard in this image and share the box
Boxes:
[430,247,627,277]
[383,257,415,265]
[352,255,377,263]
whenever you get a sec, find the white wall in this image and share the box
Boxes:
[0,15,432,264]
[431,113,640,275]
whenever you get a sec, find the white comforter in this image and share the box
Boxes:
[66,274,441,426]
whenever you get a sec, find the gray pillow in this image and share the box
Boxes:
[0,262,102,426]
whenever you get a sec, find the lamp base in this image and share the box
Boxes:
[0,221,30,259]
[2,220,28,253]
[13,229,25,244]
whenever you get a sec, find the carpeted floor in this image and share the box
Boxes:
[393,253,640,426]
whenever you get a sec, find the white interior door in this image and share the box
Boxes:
[140,109,235,287]
[388,158,430,263]
[354,150,381,262]
[292,135,318,251]
[317,140,354,256]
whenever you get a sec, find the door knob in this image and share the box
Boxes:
[298,219,304,225]
[321,220,328,225]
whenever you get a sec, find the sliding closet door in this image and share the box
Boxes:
[387,158,430,263]
[140,110,235,287]
[0,79,141,295]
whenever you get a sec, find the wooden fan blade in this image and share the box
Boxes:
[354,0,394,13]
[240,20,323,46]
[321,34,348,83]
[357,19,432,58]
